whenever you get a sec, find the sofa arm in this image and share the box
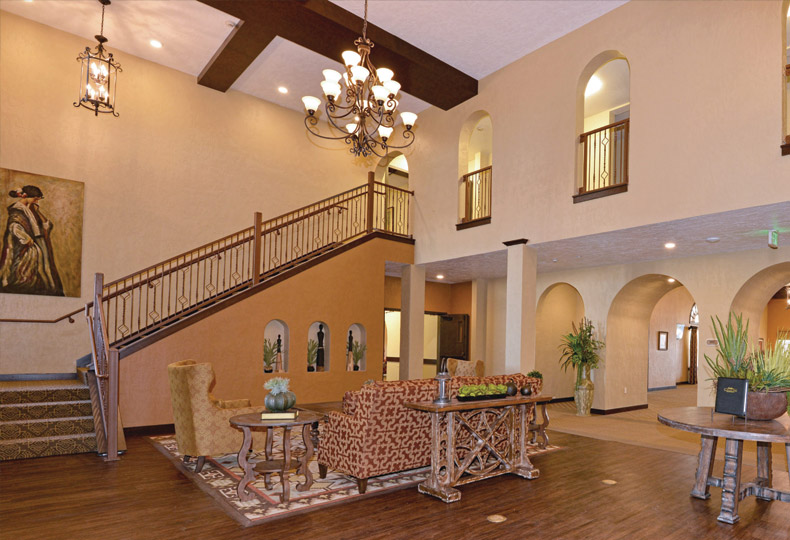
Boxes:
[317,410,366,476]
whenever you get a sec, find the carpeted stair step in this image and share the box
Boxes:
[0,433,97,461]
[0,384,90,405]
[0,400,93,422]
[0,416,95,440]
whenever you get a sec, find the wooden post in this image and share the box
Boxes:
[105,348,120,462]
[366,171,375,234]
[252,212,262,284]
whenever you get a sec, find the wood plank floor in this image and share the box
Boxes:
[1,430,788,539]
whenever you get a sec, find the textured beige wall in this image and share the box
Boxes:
[0,12,368,374]
[120,237,413,427]
[535,283,585,400]
[408,0,790,266]
[647,287,695,389]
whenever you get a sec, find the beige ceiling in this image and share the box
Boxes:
[1,0,629,114]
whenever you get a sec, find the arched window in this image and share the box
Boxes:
[575,53,630,202]
[783,1,790,154]
[457,111,492,229]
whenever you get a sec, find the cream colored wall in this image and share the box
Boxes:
[647,287,695,389]
[119,237,412,427]
[0,12,369,374]
[485,278,507,376]
[535,283,584,400]
[408,0,790,266]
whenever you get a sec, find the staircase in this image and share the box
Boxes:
[0,378,96,461]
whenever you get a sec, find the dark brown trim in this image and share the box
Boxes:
[0,372,78,381]
[456,217,491,231]
[385,357,437,366]
[125,423,175,437]
[782,143,790,157]
[591,404,648,415]
[573,183,628,204]
[387,167,409,178]
[503,238,529,246]
[550,397,574,403]
[648,385,677,392]
[119,232,412,359]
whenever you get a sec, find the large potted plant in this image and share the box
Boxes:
[263,338,276,373]
[351,340,366,371]
[704,312,790,420]
[559,317,604,416]
[307,339,318,372]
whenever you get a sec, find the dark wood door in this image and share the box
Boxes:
[439,314,469,361]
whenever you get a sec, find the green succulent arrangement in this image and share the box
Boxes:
[558,317,604,387]
[263,338,277,369]
[704,312,790,392]
[307,339,318,366]
[351,340,366,366]
[527,370,543,380]
[458,383,507,397]
[263,377,290,395]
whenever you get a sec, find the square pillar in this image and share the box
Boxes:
[470,279,488,364]
[400,264,425,380]
[504,239,537,374]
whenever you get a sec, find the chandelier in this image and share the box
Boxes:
[302,0,417,158]
[74,0,121,117]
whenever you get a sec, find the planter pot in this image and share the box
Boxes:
[265,390,296,412]
[746,391,788,421]
[307,365,316,372]
[353,365,360,371]
[575,378,594,416]
[263,367,273,373]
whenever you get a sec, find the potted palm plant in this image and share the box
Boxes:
[351,340,366,371]
[704,312,790,420]
[559,317,604,416]
[263,338,276,373]
[307,339,318,372]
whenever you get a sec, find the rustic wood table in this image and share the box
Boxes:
[657,406,790,524]
[405,394,552,503]
[229,411,322,503]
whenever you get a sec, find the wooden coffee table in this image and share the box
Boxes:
[229,411,323,503]
[657,406,790,524]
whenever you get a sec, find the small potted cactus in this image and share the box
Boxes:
[263,377,296,412]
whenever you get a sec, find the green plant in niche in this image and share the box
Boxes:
[351,340,366,367]
[263,338,276,370]
[263,377,290,395]
[307,339,318,367]
[558,317,604,387]
[527,370,543,380]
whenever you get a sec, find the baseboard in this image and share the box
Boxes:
[591,404,648,415]
[648,385,677,392]
[0,372,78,381]
[550,397,574,403]
[124,423,175,437]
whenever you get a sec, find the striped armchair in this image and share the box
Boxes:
[317,373,542,493]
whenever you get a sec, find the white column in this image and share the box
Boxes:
[504,240,537,374]
[400,264,425,380]
[470,279,488,363]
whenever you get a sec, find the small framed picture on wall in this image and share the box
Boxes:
[658,331,668,351]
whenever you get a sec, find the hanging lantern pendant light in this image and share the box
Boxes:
[74,0,121,117]
[302,0,417,158]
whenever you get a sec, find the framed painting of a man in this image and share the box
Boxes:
[0,168,83,297]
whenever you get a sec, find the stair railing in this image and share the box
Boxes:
[86,174,412,459]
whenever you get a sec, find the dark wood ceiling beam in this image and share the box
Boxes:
[196,0,477,111]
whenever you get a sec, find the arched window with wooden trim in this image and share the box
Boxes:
[783,1,790,155]
[575,52,630,203]
[457,111,492,229]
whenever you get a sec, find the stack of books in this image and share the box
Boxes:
[260,410,299,421]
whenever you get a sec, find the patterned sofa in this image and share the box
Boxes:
[317,373,542,493]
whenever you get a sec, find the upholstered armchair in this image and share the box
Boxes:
[447,358,485,377]
[167,360,266,472]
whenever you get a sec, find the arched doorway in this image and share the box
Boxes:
[374,152,409,234]
[730,261,790,350]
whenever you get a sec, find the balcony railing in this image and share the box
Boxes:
[577,118,629,201]
[459,166,492,228]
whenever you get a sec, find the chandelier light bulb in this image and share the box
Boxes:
[302,95,321,114]
[372,85,389,104]
[376,68,394,82]
[341,50,361,67]
[382,80,401,97]
[350,65,370,85]
[400,112,417,129]
[345,123,358,134]
[321,81,341,101]
[322,69,342,84]
[378,126,393,140]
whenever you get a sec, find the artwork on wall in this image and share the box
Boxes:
[0,168,84,297]
[657,331,668,351]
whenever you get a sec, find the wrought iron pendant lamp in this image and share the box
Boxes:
[302,0,417,158]
[74,0,121,117]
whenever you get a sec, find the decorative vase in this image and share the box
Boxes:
[265,390,296,412]
[575,366,594,416]
[745,391,788,420]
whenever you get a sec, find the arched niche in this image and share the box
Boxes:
[783,1,789,143]
[729,261,790,346]
[457,111,493,223]
[535,283,585,400]
[575,51,630,194]
[263,319,289,373]
[604,274,691,410]
[345,323,367,372]
[373,152,409,235]
[308,321,330,372]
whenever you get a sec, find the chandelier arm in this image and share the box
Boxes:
[304,116,357,142]
[378,129,416,150]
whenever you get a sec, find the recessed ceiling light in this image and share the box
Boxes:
[705,236,720,243]
[584,75,602,97]
[436,274,444,280]
[667,278,676,283]
[277,86,288,94]
[149,39,162,49]
[551,258,558,263]
[664,242,676,249]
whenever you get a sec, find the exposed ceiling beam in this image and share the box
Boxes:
[197,0,478,111]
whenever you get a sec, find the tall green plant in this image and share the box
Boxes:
[558,317,604,387]
[307,339,318,366]
[351,340,366,366]
[263,338,277,369]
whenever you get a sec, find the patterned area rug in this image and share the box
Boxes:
[149,433,562,527]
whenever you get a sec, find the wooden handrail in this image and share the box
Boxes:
[0,305,86,324]
[373,180,414,195]
[462,165,492,182]
[579,118,630,140]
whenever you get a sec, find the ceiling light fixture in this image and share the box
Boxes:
[278,86,289,94]
[149,39,162,49]
[705,236,720,243]
[301,0,417,158]
[664,242,676,249]
[667,278,676,283]
[74,0,120,117]
[436,274,445,280]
